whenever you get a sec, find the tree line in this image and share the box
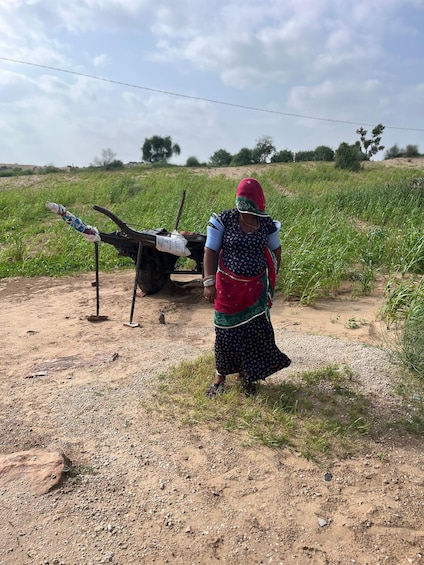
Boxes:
[2,124,420,178]
[136,124,421,172]
[86,123,421,173]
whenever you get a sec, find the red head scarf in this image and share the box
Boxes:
[235,178,269,217]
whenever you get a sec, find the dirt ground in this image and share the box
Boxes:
[0,268,423,565]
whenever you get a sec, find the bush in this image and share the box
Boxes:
[105,160,124,170]
[385,144,403,160]
[314,145,335,161]
[41,165,62,174]
[295,150,316,162]
[405,145,420,158]
[335,142,362,171]
[186,156,200,167]
[230,148,254,166]
[381,278,424,378]
[271,149,293,163]
[209,149,232,167]
[384,144,421,160]
[402,303,424,377]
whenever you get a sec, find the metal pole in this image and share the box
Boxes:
[173,190,186,231]
[86,242,108,322]
[125,242,143,327]
[94,242,100,317]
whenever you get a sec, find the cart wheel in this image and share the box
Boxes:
[137,257,170,295]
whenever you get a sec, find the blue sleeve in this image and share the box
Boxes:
[205,213,224,252]
[267,220,281,250]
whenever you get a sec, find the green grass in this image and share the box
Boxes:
[1,162,423,293]
[149,353,424,463]
[392,369,424,435]
[150,356,378,464]
[63,463,95,482]
[380,277,424,378]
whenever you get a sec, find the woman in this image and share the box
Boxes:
[203,177,291,397]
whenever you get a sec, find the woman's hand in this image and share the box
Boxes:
[203,285,216,303]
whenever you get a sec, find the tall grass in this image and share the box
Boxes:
[381,276,424,378]
[1,163,423,296]
[277,205,359,302]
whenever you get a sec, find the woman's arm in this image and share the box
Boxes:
[203,247,217,303]
[273,246,281,273]
[203,246,217,278]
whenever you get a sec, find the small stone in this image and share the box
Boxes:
[318,518,328,527]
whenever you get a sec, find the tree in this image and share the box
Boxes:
[105,159,124,170]
[295,150,316,162]
[356,123,385,160]
[92,148,117,167]
[186,156,200,167]
[271,149,294,163]
[252,135,276,163]
[142,135,181,163]
[230,147,254,166]
[384,144,403,160]
[209,149,232,167]
[314,145,335,161]
[405,144,420,158]
[335,142,362,171]
[384,143,420,160]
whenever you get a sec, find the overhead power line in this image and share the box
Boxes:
[1,56,423,132]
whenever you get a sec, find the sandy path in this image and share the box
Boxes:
[1,270,423,565]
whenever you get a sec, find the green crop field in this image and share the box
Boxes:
[1,160,423,303]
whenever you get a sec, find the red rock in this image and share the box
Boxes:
[0,449,71,496]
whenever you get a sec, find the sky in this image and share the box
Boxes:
[0,0,423,168]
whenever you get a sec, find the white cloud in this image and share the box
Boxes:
[0,0,422,166]
[92,53,108,67]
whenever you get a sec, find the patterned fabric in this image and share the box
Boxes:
[214,248,275,328]
[215,315,291,384]
[218,209,275,277]
[212,208,291,383]
[45,201,100,242]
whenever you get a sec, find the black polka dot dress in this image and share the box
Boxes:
[214,209,291,383]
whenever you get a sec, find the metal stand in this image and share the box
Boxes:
[86,242,108,322]
[124,241,142,327]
